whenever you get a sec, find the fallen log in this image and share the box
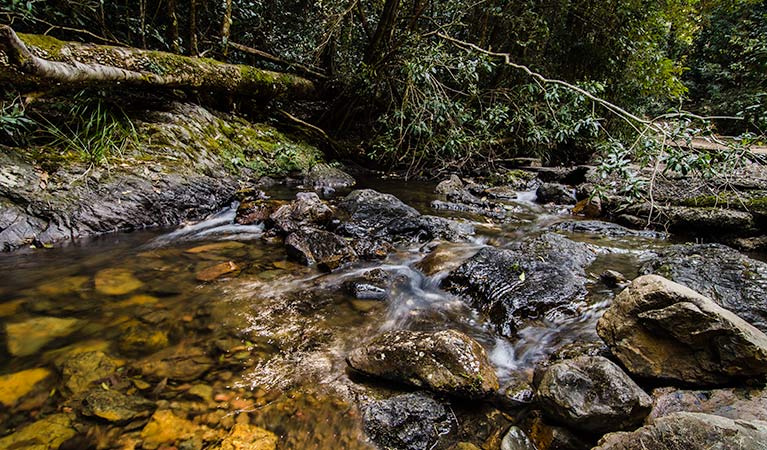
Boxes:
[0,25,314,99]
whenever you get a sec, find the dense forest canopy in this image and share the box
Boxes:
[1,0,765,176]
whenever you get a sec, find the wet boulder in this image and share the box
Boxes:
[347,329,499,398]
[343,268,393,300]
[596,274,767,385]
[593,412,767,450]
[361,392,452,450]
[436,174,464,195]
[500,427,537,450]
[443,234,595,336]
[536,183,576,205]
[303,163,356,190]
[337,189,473,243]
[285,227,357,271]
[641,243,767,332]
[235,190,281,226]
[549,220,665,239]
[534,356,652,434]
[648,386,767,422]
[269,192,334,234]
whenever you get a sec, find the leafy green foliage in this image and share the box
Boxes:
[38,93,138,167]
[0,97,35,146]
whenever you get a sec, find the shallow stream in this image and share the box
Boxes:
[0,178,679,449]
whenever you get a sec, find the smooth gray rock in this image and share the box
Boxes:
[285,227,357,271]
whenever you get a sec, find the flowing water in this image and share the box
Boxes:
[0,178,674,449]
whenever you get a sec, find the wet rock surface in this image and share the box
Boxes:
[536,183,576,205]
[641,243,767,332]
[534,356,652,433]
[649,386,767,422]
[303,163,356,190]
[337,189,474,243]
[597,274,767,385]
[285,227,357,271]
[347,329,499,398]
[443,233,594,336]
[269,192,334,234]
[343,268,393,300]
[0,413,78,450]
[550,220,666,239]
[361,392,451,450]
[594,412,767,450]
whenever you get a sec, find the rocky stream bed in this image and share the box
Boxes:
[1,164,767,450]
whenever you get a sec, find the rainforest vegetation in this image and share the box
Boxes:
[1,0,765,178]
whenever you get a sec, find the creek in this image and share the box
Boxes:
[0,177,684,449]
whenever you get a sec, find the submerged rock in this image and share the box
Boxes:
[59,350,119,395]
[212,423,278,450]
[649,386,767,422]
[641,243,767,332]
[0,414,77,450]
[270,192,333,234]
[347,329,498,398]
[195,261,240,281]
[136,345,215,381]
[0,367,53,406]
[443,234,594,336]
[534,356,652,433]
[285,227,357,271]
[361,392,451,450]
[5,316,82,356]
[118,322,169,355]
[594,412,767,450]
[140,409,206,449]
[596,274,767,385]
[94,268,144,295]
[82,389,156,422]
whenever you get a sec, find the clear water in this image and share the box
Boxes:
[0,179,672,449]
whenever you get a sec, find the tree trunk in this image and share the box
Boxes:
[167,0,180,53]
[0,26,314,99]
[221,0,233,56]
[189,0,199,55]
[364,0,400,64]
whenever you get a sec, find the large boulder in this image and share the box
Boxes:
[641,243,767,332]
[285,227,357,271]
[648,386,767,423]
[594,412,767,450]
[534,356,652,433]
[596,274,767,385]
[303,163,356,190]
[549,220,666,239]
[536,183,576,205]
[443,233,595,336]
[337,189,473,243]
[347,329,499,399]
[269,192,333,234]
[361,392,452,450]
